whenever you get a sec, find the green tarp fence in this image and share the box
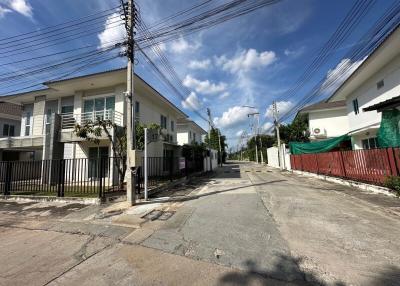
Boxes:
[377,109,400,148]
[289,134,351,155]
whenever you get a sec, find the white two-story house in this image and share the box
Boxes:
[177,118,207,146]
[0,68,187,162]
[325,25,400,149]
[0,102,22,161]
[298,100,349,141]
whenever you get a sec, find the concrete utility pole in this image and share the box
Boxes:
[123,0,137,204]
[206,108,213,172]
[273,101,282,169]
[247,112,260,163]
[217,128,222,167]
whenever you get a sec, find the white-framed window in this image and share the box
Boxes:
[160,115,167,129]
[362,137,377,149]
[25,111,31,136]
[171,120,174,132]
[3,124,15,137]
[83,96,115,121]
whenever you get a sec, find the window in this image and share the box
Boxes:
[171,120,174,132]
[160,115,167,129]
[25,112,31,136]
[362,137,377,149]
[377,80,384,89]
[352,98,359,115]
[135,101,140,113]
[83,96,115,120]
[61,105,73,114]
[193,133,196,142]
[189,131,192,139]
[3,124,14,136]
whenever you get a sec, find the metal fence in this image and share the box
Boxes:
[290,147,400,185]
[0,157,125,198]
[137,156,204,191]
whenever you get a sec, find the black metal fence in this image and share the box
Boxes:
[137,156,204,191]
[0,157,125,198]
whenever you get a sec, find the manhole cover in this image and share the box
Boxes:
[142,210,175,221]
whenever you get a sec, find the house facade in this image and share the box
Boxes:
[326,26,400,149]
[0,102,22,161]
[298,101,349,141]
[0,68,187,162]
[176,118,207,146]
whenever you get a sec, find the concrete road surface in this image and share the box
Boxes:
[1,161,400,285]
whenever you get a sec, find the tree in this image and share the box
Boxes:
[277,114,309,143]
[205,127,228,163]
[74,118,160,188]
[246,134,275,162]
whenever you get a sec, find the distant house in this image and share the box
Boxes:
[0,68,188,161]
[176,118,207,146]
[326,25,400,149]
[298,100,349,141]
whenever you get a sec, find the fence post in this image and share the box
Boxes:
[57,159,65,197]
[99,157,104,198]
[315,154,319,174]
[386,147,399,176]
[4,161,12,196]
[169,157,173,182]
[339,151,347,177]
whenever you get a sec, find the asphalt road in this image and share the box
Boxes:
[1,161,400,285]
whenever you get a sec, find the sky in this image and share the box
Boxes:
[0,0,397,150]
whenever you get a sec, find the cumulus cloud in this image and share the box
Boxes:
[236,130,245,137]
[262,122,274,133]
[98,13,125,49]
[183,75,227,95]
[188,59,211,70]
[214,106,255,128]
[181,92,202,110]
[9,0,31,17]
[219,92,230,99]
[170,37,200,54]
[265,101,293,118]
[216,48,277,74]
[321,57,365,94]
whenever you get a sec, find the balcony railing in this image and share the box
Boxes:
[60,110,123,129]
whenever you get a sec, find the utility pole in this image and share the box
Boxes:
[247,112,259,163]
[256,114,264,164]
[217,128,222,166]
[206,108,213,172]
[122,0,136,204]
[273,101,282,169]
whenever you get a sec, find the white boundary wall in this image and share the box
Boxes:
[266,144,291,170]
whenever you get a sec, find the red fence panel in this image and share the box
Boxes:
[290,147,400,186]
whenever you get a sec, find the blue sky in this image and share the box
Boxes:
[0,0,397,149]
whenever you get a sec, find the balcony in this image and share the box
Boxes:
[60,110,123,129]
[0,135,44,149]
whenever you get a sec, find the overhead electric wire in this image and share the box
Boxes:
[262,1,400,134]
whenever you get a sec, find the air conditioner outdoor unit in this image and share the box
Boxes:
[312,127,327,138]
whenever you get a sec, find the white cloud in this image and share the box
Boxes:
[98,13,125,49]
[181,92,202,110]
[170,37,200,54]
[236,130,245,137]
[214,106,255,128]
[219,92,230,99]
[284,47,305,58]
[0,6,11,17]
[265,101,293,118]
[217,48,277,74]
[262,122,274,133]
[188,59,211,70]
[321,57,365,94]
[9,0,32,17]
[183,75,227,95]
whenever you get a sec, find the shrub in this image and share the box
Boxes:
[384,176,400,197]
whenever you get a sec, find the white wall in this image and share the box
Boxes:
[267,145,291,170]
[177,122,206,146]
[346,54,400,133]
[308,108,349,139]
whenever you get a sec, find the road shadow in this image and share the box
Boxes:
[137,179,286,205]
[216,162,243,179]
[365,265,400,286]
[218,256,345,286]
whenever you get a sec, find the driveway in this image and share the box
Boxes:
[0,162,400,285]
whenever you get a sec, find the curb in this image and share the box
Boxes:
[290,170,398,198]
[0,195,101,205]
